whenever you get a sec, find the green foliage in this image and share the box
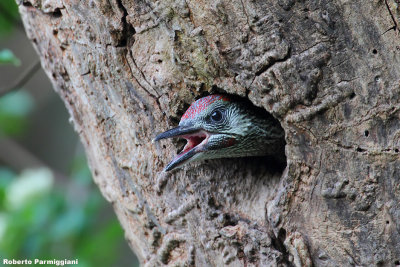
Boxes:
[0,0,19,37]
[0,165,128,266]
[0,90,34,137]
[0,0,21,67]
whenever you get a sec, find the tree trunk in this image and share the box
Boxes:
[18,0,400,265]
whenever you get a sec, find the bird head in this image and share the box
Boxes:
[154,94,284,171]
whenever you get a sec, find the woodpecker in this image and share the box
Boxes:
[154,94,285,171]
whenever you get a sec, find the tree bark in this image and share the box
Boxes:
[18,0,400,266]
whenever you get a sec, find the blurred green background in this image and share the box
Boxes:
[0,1,139,266]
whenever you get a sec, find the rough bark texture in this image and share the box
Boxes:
[18,0,400,266]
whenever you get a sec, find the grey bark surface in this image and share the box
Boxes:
[18,0,400,266]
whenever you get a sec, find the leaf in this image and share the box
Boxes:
[0,49,21,66]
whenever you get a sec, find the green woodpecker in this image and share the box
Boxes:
[154,95,285,171]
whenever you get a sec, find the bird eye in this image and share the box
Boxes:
[210,109,223,122]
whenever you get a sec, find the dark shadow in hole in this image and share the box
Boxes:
[356,147,365,152]
[51,8,62,18]
[269,228,294,266]
[241,155,286,175]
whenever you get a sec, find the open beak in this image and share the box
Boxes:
[153,124,210,171]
